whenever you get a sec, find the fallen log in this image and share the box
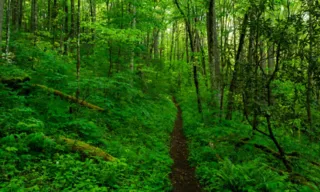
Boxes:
[57,136,116,161]
[33,84,105,112]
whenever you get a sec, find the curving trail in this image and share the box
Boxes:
[170,97,202,192]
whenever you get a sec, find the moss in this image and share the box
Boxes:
[58,136,116,161]
[33,84,105,111]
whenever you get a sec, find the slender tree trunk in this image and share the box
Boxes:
[160,31,165,60]
[226,13,249,120]
[63,0,68,55]
[266,42,292,172]
[89,0,95,42]
[175,26,179,61]
[18,0,22,29]
[108,40,113,76]
[5,0,11,57]
[174,0,202,113]
[130,1,136,72]
[31,0,37,32]
[169,22,175,67]
[188,26,202,113]
[76,0,80,99]
[200,38,208,87]
[47,0,51,31]
[11,0,15,31]
[153,29,159,60]
[260,40,266,70]
[52,0,57,43]
[267,42,274,74]
[306,0,313,133]
[169,22,176,68]
[0,0,5,53]
[185,24,189,64]
[14,0,19,31]
[70,0,74,37]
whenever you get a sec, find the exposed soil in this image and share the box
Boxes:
[170,97,202,192]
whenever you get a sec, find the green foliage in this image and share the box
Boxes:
[197,159,288,192]
[177,85,320,192]
[0,35,177,190]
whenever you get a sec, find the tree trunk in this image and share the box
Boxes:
[5,0,11,57]
[70,0,74,37]
[169,22,176,67]
[58,137,116,161]
[226,13,249,120]
[160,31,165,60]
[76,0,80,99]
[18,0,22,29]
[174,0,202,113]
[52,0,57,44]
[63,0,68,55]
[47,0,51,31]
[306,0,313,133]
[267,42,274,74]
[207,0,221,105]
[14,0,19,31]
[266,43,292,172]
[33,84,105,111]
[31,0,37,33]
[153,29,159,60]
[130,1,136,72]
[0,0,4,53]
[89,0,95,42]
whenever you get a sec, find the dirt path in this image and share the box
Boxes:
[170,98,201,192]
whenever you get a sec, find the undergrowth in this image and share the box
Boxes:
[177,89,320,192]
[0,40,176,191]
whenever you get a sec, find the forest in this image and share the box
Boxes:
[0,0,320,191]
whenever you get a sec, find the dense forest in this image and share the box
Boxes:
[0,0,320,191]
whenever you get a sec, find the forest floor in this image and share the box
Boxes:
[170,97,202,192]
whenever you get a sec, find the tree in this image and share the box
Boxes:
[5,0,11,56]
[0,0,4,53]
[207,0,221,105]
[174,0,203,113]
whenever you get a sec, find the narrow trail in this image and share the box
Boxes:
[170,97,202,192]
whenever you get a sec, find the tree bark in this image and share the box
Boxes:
[76,0,80,98]
[153,29,159,60]
[89,0,95,42]
[5,0,11,57]
[63,0,68,55]
[31,0,37,33]
[58,137,116,161]
[52,0,57,43]
[70,0,75,37]
[267,42,274,74]
[207,0,221,103]
[130,1,136,72]
[18,0,22,29]
[0,0,4,53]
[47,0,51,31]
[160,31,165,60]
[14,0,19,31]
[169,22,176,68]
